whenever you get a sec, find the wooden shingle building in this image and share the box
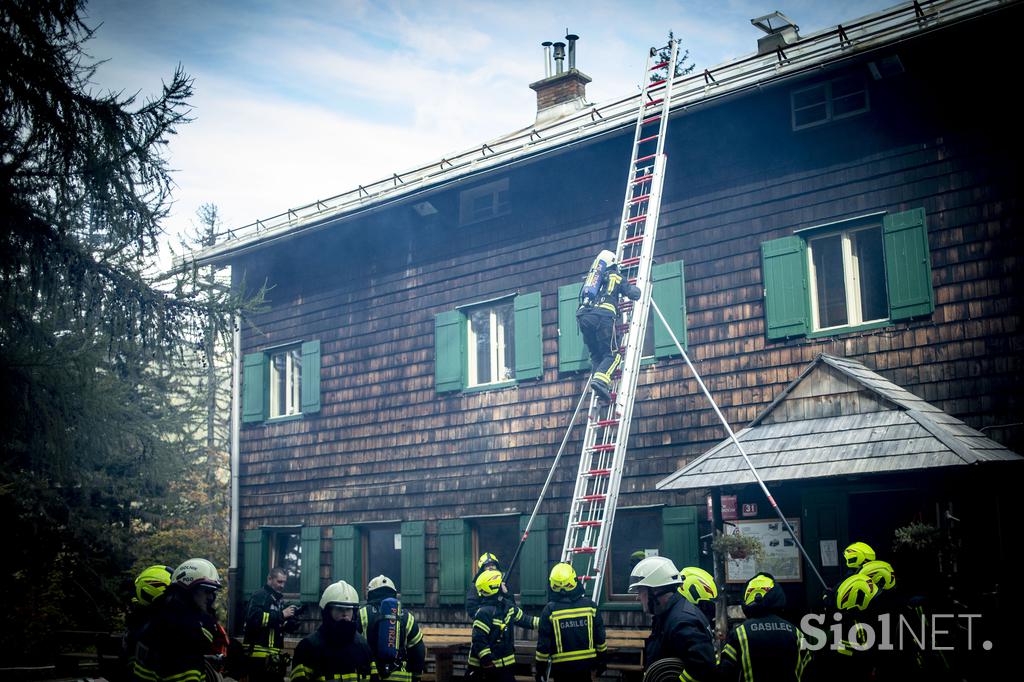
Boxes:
[187,0,1023,638]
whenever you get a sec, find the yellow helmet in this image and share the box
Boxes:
[476,569,503,597]
[549,563,578,593]
[134,565,174,607]
[477,552,500,571]
[836,574,878,611]
[743,574,776,606]
[679,567,717,604]
[860,560,895,591]
[843,542,876,568]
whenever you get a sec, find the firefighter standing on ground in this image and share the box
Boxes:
[628,556,715,682]
[467,552,502,619]
[244,567,302,680]
[469,569,539,682]
[576,249,642,403]
[356,574,426,682]
[535,563,607,682]
[131,558,223,682]
[291,580,373,682]
[718,573,812,682]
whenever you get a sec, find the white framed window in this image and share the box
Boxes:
[459,178,510,226]
[268,529,302,594]
[269,346,302,418]
[808,225,888,331]
[466,300,515,387]
[792,74,869,130]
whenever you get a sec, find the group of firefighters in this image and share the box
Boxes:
[118,539,924,682]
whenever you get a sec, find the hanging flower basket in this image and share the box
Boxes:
[711,531,765,562]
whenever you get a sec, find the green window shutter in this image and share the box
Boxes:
[883,208,934,321]
[514,292,543,381]
[242,352,266,423]
[761,236,810,340]
[519,514,549,606]
[332,525,362,587]
[662,506,699,569]
[434,310,466,393]
[300,526,322,603]
[557,283,589,373]
[301,340,321,414]
[400,521,426,605]
[242,529,265,596]
[652,260,688,358]
[438,519,471,605]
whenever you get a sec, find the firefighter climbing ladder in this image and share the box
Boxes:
[559,40,679,601]
[507,39,829,602]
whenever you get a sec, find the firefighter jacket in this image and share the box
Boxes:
[535,589,607,679]
[643,592,716,682]
[578,266,641,316]
[719,615,811,682]
[470,597,539,669]
[356,602,426,681]
[291,620,373,682]
[130,586,216,682]
[244,583,299,659]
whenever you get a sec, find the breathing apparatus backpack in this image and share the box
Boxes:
[368,597,405,677]
[579,250,617,308]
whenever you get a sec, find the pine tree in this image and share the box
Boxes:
[0,0,252,659]
[651,31,696,81]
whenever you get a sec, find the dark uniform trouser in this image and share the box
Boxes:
[576,309,618,384]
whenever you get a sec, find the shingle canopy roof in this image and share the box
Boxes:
[656,354,1022,491]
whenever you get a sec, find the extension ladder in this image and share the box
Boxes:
[560,40,680,601]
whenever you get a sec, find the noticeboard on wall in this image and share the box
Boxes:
[723,518,803,584]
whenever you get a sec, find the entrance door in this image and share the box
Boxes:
[801,489,849,606]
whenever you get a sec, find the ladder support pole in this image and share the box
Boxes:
[505,381,592,580]
[649,298,832,593]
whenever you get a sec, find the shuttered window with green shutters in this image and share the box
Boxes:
[400,522,426,605]
[438,520,472,605]
[557,260,688,369]
[300,527,322,603]
[518,514,549,606]
[651,260,688,358]
[434,293,543,393]
[242,529,266,597]
[761,208,934,340]
[241,340,322,424]
[331,525,361,587]
[661,506,700,569]
[557,283,589,373]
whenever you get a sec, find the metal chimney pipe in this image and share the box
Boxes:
[565,33,579,70]
[542,41,553,78]
[553,41,566,74]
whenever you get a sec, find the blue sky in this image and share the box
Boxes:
[82,0,899,257]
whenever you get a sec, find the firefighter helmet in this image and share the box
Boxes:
[843,542,876,568]
[679,566,717,604]
[836,573,878,611]
[860,560,895,591]
[628,556,682,593]
[477,552,500,570]
[134,565,174,606]
[320,580,360,609]
[743,574,776,606]
[368,575,398,594]
[549,563,578,593]
[475,569,504,597]
[172,558,221,590]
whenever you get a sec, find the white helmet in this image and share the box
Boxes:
[596,249,617,267]
[368,575,397,594]
[172,558,222,590]
[320,580,360,609]
[629,556,682,592]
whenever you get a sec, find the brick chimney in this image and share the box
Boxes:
[529,33,592,125]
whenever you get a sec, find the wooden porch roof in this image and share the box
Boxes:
[656,353,1022,491]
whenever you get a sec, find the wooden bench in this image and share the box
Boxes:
[419,626,646,682]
